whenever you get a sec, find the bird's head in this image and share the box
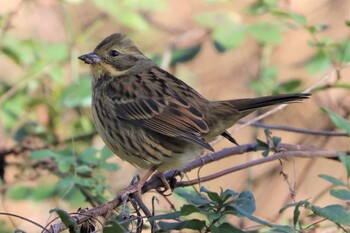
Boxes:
[79,33,150,77]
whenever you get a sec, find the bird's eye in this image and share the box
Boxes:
[109,49,120,57]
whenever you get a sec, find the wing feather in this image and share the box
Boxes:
[110,94,213,151]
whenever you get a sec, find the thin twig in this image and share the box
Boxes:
[176,149,342,187]
[129,195,144,233]
[130,192,158,232]
[238,120,349,136]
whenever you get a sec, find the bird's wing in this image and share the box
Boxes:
[107,92,213,151]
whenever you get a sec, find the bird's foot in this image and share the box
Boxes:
[154,170,183,195]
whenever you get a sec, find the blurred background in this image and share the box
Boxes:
[0,0,349,232]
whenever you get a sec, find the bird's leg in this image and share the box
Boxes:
[137,166,158,192]
[154,170,183,194]
[154,172,171,194]
[119,166,158,199]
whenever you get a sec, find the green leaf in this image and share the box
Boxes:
[235,205,294,232]
[1,36,36,65]
[158,219,206,231]
[279,201,307,227]
[272,136,281,147]
[305,52,331,74]
[293,203,301,227]
[115,10,149,31]
[255,139,270,157]
[235,206,289,231]
[98,148,120,171]
[61,76,92,108]
[330,189,350,200]
[43,43,69,62]
[246,0,278,15]
[103,220,127,233]
[91,0,117,12]
[249,22,283,44]
[149,211,182,221]
[269,10,307,26]
[58,157,75,173]
[289,13,307,25]
[321,107,350,135]
[195,11,239,28]
[337,39,350,63]
[195,11,245,52]
[76,165,92,175]
[234,191,256,215]
[270,225,295,233]
[212,26,246,52]
[251,65,278,95]
[48,66,64,83]
[7,185,31,200]
[279,200,310,213]
[92,0,149,30]
[100,162,120,171]
[56,177,75,193]
[60,187,85,205]
[2,93,27,129]
[273,79,302,94]
[181,204,202,215]
[31,185,55,200]
[211,223,245,233]
[346,20,350,27]
[79,147,99,164]
[338,153,350,178]
[200,186,222,203]
[123,0,167,10]
[75,176,95,188]
[100,146,114,159]
[311,204,350,226]
[1,45,21,64]
[50,208,79,233]
[319,174,346,186]
[222,189,238,202]
[149,204,200,221]
[29,149,60,159]
[170,44,202,66]
[175,188,213,206]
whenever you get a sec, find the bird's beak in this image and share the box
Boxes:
[78,52,101,64]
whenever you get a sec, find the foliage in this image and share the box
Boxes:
[0,0,349,232]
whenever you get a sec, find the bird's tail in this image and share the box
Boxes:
[205,93,310,141]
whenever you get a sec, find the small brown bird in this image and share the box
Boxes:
[79,33,309,178]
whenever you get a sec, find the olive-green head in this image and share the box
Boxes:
[79,33,150,76]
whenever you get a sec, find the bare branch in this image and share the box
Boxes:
[238,120,349,137]
[176,147,341,187]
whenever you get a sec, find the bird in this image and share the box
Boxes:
[78,33,310,188]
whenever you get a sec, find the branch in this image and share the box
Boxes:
[238,120,349,137]
[47,142,346,232]
[176,148,341,187]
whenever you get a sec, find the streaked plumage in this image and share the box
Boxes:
[79,33,310,172]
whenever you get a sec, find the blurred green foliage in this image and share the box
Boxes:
[0,0,349,232]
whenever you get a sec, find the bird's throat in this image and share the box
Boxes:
[91,63,131,78]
